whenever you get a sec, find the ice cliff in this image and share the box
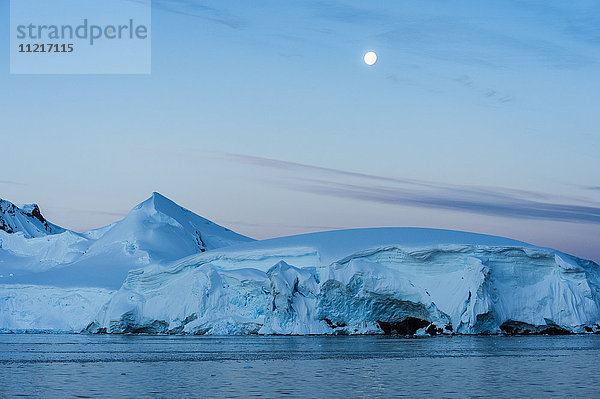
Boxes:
[0,285,113,332]
[88,228,600,335]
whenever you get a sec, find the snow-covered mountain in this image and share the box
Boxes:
[0,199,65,238]
[0,193,253,288]
[85,192,252,261]
[1,193,254,331]
[0,199,87,275]
[88,228,600,336]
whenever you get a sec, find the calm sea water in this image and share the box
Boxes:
[1,334,599,398]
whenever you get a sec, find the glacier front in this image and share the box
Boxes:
[88,228,600,335]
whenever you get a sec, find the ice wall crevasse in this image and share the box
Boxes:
[454,257,496,334]
[260,261,326,334]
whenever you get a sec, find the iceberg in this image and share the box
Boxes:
[88,228,600,335]
[2,194,599,335]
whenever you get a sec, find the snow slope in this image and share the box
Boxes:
[89,228,600,335]
[0,193,253,288]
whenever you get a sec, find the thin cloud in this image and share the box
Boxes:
[482,89,514,104]
[135,0,244,29]
[207,150,600,225]
[222,220,342,231]
[211,150,428,186]
[210,150,573,202]
[308,1,391,25]
[378,14,596,69]
[86,210,129,218]
[49,207,129,220]
[0,180,27,186]
[455,75,515,104]
[293,179,600,224]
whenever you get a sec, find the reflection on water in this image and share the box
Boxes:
[1,334,599,398]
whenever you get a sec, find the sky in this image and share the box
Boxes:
[1,0,599,261]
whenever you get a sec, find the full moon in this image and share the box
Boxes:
[364,51,377,66]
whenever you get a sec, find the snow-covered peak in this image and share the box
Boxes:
[112,192,253,252]
[1,193,254,289]
[135,192,180,213]
[44,192,253,287]
[128,192,225,234]
[0,198,65,238]
[21,192,255,288]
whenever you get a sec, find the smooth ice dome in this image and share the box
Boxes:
[1,194,599,335]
